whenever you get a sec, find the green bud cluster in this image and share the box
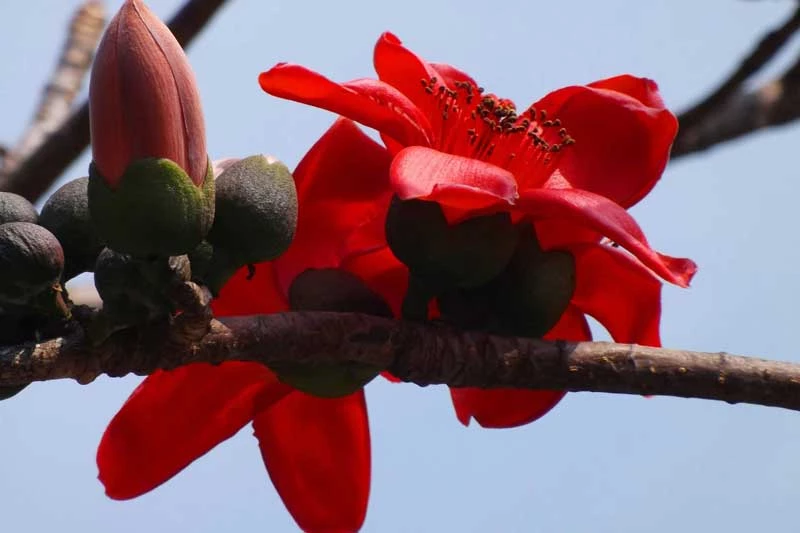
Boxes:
[0,152,300,400]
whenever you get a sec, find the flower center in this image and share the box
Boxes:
[420,77,575,185]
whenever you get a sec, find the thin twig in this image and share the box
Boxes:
[0,1,105,176]
[0,0,231,202]
[677,5,800,132]
[1,312,799,412]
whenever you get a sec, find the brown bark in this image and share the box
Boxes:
[2,311,799,412]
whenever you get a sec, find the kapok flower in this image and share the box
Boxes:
[258,32,697,428]
[97,118,403,533]
[88,0,213,256]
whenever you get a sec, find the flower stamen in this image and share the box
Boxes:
[420,77,575,186]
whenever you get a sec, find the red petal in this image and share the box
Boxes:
[588,74,668,109]
[373,32,442,112]
[390,146,517,213]
[259,64,432,147]
[516,188,697,287]
[272,118,394,295]
[254,390,371,533]
[569,243,662,346]
[211,261,287,316]
[429,62,479,88]
[98,362,289,499]
[450,307,591,428]
[532,77,677,209]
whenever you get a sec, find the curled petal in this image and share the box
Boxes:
[259,64,433,147]
[98,362,287,499]
[533,77,677,208]
[588,74,669,109]
[516,188,696,287]
[450,306,591,428]
[569,243,662,346]
[391,146,517,214]
[254,390,371,533]
[373,32,443,111]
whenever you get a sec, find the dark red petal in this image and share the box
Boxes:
[98,362,288,499]
[272,119,394,295]
[450,307,591,428]
[532,78,677,209]
[390,146,517,214]
[569,243,662,346]
[259,64,432,147]
[254,390,371,533]
[516,188,697,287]
[211,261,287,316]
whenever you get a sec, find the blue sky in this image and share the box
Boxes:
[1,1,800,531]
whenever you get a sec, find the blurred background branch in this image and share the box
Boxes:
[673,3,800,158]
[0,1,105,177]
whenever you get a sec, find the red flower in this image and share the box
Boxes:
[258,32,697,427]
[97,118,403,533]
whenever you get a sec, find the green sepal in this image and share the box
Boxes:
[207,155,298,265]
[39,177,105,281]
[439,222,575,338]
[386,196,518,290]
[270,268,389,398]
[88,157,215,257]
[0,192,38,225]
[0,222,65,310]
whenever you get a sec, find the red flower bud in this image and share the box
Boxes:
[89,0,207,188]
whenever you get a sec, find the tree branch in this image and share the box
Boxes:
[673,54,800,158]
[0,0,231,202]
[677,5,800,132]
[2,311,799,412]
[0,1,105,177]
[673,5,800,159]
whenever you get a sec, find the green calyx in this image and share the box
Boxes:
[438,222,576,338]
[39,177,105,281]
[189,155,298,294]
[207,155,297,265]
[88,157,215,257]
[0,222,67,316]
[0,192,38,225]
[386,196,518,290]
[270,268,389,398]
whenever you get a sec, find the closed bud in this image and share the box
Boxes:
[88,0,214,256]
[89,0,206,187]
